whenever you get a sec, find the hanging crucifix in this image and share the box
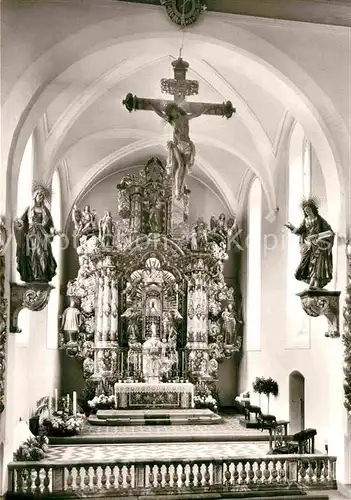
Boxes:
[123,57,235,200]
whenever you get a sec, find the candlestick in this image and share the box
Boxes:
[54,389,58,412]
[72,391,77,415]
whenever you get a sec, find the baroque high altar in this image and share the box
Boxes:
[63,157,243,406]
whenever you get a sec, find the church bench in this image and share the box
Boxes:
[273,428,317,454]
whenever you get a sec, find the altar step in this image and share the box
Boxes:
[88,408,222,426]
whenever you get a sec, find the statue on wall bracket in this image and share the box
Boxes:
[285,197,341,337]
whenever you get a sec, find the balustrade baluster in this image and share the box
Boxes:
[126,465,132,488]
[25,467,33,493]
[271,459,278,483]
[156,464,163,488]
[164,464,171,488]
[197,463,203,486]
[43,467,50,494]
[224,461,231,485]
[66,466,74,491]
[173,463,179,488]
[101,465,107,490]
[255,459,262,484]
[92,465,98,489]
[240,460,247,484]
[299,459,307,485]
[34,468,41,493]
[15,468,24,493]
[263,460,270,484]
[117,465,124,488]
[180,464,186,487]
[75,467,82,492]
[109,465,116,489]
[82,465,90,491]
[307,458,315,484]
[149,465,155,488]
[188,464,195,487]
[247,460,255,484]
[279,459,286,484]
[204,463,211,486]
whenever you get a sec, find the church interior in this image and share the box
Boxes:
[0,0,350,498]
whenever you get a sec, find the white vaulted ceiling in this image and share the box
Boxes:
[2,0,348,225]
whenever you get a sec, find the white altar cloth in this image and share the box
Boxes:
[114,382,194,409]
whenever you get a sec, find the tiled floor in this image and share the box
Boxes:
[45,440,270,463]
[80,414,269,438]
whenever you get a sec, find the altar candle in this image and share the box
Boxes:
[72,391,77,415]
[54,389,58,412]
[48,395,52,415]
[67,393,70,411]
[114,393,117,409]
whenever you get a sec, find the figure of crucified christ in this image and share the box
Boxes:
[148,101,212,200]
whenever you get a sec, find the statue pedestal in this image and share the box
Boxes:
[297,289,341,338]
[10,282,54,333]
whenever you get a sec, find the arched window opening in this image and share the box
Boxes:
[47,170,62,349]
[246,177,262,351]
[287,124,311,346]
[16,135,34,346]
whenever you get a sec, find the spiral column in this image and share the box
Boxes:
[343,240,351,412]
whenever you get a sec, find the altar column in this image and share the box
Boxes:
[93,258,119,384]
[186,263,210,380]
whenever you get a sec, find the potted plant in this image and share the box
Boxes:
[253,377,279,413]
[252,377,265,408]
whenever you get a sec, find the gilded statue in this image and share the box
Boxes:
[99,211,115,246]
[221,304,236,345]
[61,297,82,343]
[14,185,57,283]
[285,198,334,289]
[72,204,98,240]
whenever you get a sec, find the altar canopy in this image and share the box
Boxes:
[63,156,243,403]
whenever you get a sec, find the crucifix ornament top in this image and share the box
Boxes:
[123,57,235,200]
[160,0,206,26]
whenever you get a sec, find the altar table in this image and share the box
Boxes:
[114,382,194,409]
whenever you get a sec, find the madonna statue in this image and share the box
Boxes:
[14,185,57,283]
[285,198,334,289]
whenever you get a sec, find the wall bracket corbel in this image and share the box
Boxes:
[297,289,341,338]
[10,282,54,333]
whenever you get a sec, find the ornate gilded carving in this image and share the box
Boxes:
[9,282,53,333]
[160,0,206,26]
[343,240,351,413]
[64,157,243,396]
[297,289,341,338]
[0,216,8,413]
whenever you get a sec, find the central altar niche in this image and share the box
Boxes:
[64,157,242,409]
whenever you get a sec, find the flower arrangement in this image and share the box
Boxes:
[43,412,85,437]
[194,394,218,412]
[13,435,49,462]
[88,394,115,410]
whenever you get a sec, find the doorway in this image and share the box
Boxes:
[289,371,305,434]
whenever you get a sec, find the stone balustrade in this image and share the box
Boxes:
[8,454,337,496]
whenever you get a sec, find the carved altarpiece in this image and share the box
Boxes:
[63,158,243,397]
